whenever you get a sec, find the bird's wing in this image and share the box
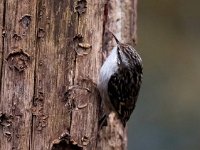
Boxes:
[107,67,140,126]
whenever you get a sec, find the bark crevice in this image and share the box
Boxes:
[0,0,6,94]
[29,0,40,149]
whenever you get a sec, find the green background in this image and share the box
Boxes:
[128,0,200,149]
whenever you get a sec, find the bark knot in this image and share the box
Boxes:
[6,49,31,72]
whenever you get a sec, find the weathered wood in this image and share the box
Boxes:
[30,0,104,149]
[0,0,37,149]
[31,0,73,149]
[0,4,4,150]
[0,2,5,150]
[69,0,104,149]
[0,0,3,80]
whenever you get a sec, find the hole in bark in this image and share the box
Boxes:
[51,140,83,150]
[12,33,22,41]
[73,34,83,43]
[37,28,45,38]
[0,112,13,141]
[51,132,83,150]
[19,14,31,29]
[0,112,13,127]
[6,49,31,72]
[75,0,87,15]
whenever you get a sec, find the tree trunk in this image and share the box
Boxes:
[0,0,137,150]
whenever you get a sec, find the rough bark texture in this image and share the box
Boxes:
[0,0,137,150]
[0,0,37,150]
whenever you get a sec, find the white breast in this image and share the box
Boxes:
[98,46,118,90]
[98,47,119,113]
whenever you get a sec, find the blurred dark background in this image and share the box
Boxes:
[128,0,200,150]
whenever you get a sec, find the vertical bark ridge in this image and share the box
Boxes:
[0,0,37,149]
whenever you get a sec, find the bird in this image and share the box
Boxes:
[98,32,143,127]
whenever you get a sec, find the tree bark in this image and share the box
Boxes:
[0,0,137,150]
